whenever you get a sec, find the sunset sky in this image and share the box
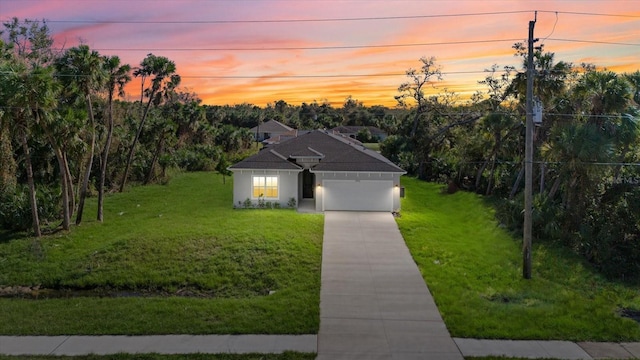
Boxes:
[2,0,639,107]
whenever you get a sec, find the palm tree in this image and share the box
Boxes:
[1,63,60,235]
[474,112,518,195]
[624,71,640,105]
[120,53,180,192]
[55,45,106,225]
[573,70,633,128]
[98,55,130,222]
[542,123,612,232]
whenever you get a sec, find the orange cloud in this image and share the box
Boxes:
[8,0,637,108]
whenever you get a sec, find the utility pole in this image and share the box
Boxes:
[523,14,537,279]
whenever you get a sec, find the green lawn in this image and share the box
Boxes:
[397,177,640,342]
[362,142,381,151]
[0,172,323,335]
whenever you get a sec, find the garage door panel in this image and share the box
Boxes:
[323,180,392,211]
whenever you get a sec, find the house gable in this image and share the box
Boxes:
[249,120,294,142]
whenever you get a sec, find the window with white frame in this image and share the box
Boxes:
[252,176,278,199]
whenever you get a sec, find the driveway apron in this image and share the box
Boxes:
[317,211,464,360]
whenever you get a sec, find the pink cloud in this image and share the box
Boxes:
[2,0,639,106]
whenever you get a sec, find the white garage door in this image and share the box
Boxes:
[323,180,393,211]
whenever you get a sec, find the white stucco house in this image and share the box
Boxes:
[229,130,406,212]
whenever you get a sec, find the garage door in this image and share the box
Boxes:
[323,180,393,211]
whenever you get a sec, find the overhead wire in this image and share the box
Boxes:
[25,9,640,24]
[1,8,638,105]
[36,10,537,24]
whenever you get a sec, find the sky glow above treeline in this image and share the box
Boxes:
[2,0,639,107]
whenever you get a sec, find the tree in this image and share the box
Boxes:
[395,56,442,138]
[216,154,232,184]
[1,18,59,235]
[97,55,130,221]
[474,112,519,195]
[55,45,106,225]
[120,53,180,192]
[1,62,60,236]
[2,17,55,67]
[573,70,633,128]
[624,71,640,105]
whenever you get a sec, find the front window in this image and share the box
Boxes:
[252,176,278,199]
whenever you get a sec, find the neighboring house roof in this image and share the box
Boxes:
[230,130,405,173]
[249,119,294,133]
[263,130,312,145]
[331,126,387,137]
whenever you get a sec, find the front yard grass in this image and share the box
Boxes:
[0,172,323,335]
[397,177,640,342]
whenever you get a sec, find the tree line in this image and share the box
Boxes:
[382,50,640,280]
[0,19,259,234]
[2,18,639,281]
[0,19,405,237]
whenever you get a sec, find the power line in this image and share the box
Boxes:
[79,38,524,52]
[38,11,535,24]
[43,37,638,54]
[25,9,640,25]
[0,70,506,79]
[537,10,640,19]
[548,38,640,47]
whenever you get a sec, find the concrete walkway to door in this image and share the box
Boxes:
[317,211,464,360]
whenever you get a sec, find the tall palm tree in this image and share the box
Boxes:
[98,55,130,222]
[475,112,518,195]
[1,63,60,235]
[55,45,106,225]
[120,53,180,192]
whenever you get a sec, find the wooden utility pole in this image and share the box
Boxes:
[523,15,537,279]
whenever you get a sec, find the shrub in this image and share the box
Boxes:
[579,184,640,280]
[242,198,253,209]
[0,184,59,232]
[287,197,297,208]
[173,149,211,171]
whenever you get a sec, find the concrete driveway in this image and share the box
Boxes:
[317,211,463,359]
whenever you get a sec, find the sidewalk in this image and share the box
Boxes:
[0,335,316,356]
[2,335,640,358]
[455,338,640,359]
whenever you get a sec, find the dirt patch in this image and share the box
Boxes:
[620,308,640,324]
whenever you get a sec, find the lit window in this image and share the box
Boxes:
[252,176,278,199]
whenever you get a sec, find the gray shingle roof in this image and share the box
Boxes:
[230,130,405,173]
[249,119,293,133]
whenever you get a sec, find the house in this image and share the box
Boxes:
[249,119,293,142]
[229,130,406,212]
[331,126,388,141]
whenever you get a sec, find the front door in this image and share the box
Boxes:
[302,170,314,199]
